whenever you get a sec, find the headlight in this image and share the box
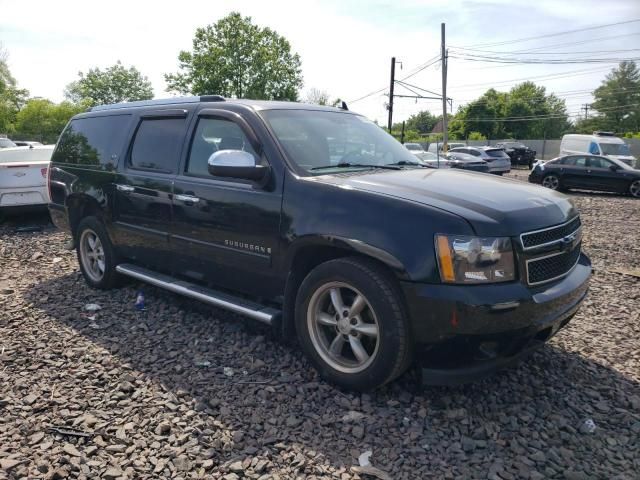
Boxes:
[435,234,516,284]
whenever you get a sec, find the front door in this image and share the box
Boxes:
[585,156,627,192]
[112,110,190,270]
[170,110,283,299]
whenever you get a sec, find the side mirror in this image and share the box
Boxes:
[207,150,268,181]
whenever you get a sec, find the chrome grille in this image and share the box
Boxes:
[526,246,581,286]
[520,216,581,250]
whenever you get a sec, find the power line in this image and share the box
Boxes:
[450,66,612,90]
[454,19,640,49]
[451,47,640,56]
[449,53,640,65]
[457,104,639,122]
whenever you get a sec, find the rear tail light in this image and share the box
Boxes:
[46,165,52,202]
[41,167,48,178]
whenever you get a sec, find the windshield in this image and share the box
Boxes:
[261,110,418,173]
[0,138,17,148]
[405,143,422,151]
[503,142,526,148]
[600,142,630,156]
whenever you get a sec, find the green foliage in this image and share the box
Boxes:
[589,61,640,133]
[622,131,640,139]
[165,12,303,100]
[0,46,29,135]
[451,82,570,139]
[467,131,486,141]
[65,61,153,107]
[404,110,439,134]
[13,99,85,144]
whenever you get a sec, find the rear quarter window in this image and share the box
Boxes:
[52,114,131,168]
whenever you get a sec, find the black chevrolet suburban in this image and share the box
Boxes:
[48,96,591,391]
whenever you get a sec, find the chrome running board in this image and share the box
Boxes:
[116,263,278,325]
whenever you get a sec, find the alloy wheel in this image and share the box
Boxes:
[630,180,640,198]
[307,282,380,373]
[542,175,559,190]
[79,229,106,282]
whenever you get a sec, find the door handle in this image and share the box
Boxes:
[175,194,200,204]
[116,184,135,193]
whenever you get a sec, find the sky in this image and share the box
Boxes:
[1,0,639,125]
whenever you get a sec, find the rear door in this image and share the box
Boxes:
[586,156,628,192]
[112,109,190,270]
[559,156,590,188]
[170,109,283,298]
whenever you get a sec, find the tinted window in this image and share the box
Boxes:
[51,115,131,166]
[186,117,258,177]
[130,118,186,172]
[588,157,612,169]
[574,157,587,167]
[485,149,508,158]
[600,142,630,156]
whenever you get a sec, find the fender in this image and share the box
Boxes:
[284,234,410,281]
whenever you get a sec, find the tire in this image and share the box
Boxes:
[295,257,413,391]
[542,174,561,191]
[630,180,640,198]
[76,216,120,289]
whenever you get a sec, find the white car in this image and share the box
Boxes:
[561,132,637,168]
[404,143,426,155]
[0,146,54,210]
[449,146,511,175]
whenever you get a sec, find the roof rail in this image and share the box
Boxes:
[593,131,615,137]
[90,95,226,112]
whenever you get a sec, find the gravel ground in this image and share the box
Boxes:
[1,176,639,480]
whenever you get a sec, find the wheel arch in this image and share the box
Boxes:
[66,193,106,239]
[279,236,410,339]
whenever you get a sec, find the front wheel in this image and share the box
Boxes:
[542,174,561,191]
[630,180,640,198]
[295,257,413,391]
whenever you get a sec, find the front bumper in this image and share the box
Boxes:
[401,253,591,383]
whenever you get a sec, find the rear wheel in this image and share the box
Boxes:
[630,180,640,198]
[295,257,413,391]
[76,217,120,289]
[542,174,560,191]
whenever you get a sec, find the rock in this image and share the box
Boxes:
[229,461,244,473]
[63,443,82,457]
[0,459,21,471]
[174,456,191,471]
[530,451,546,463]
[223,474,240,480]
[103,467,123,479]
[23,393,38,405]
[352,425,365,439]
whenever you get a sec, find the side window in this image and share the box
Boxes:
[130,118,186,173]
[588,142,600,155]
[589,157,611,169]
[52,115,131,167]
[186,117,258,177]
[573,157,587,168]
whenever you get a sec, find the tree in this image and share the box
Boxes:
[14,99,84,143]
[404,110,439,134]
[65,61,154,107]
[451,82,569,140]
[165,12,303,100]
[0,45,29,135]
[590,61,640,132]
[303,88,330,105]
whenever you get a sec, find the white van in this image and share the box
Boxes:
[560,132,637,168]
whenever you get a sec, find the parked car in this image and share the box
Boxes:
[13,140,44,147]
[561,132,637,168]
[0,145,54,210]
[48,96,591,391]
[449,146,511,175]
[529,154,640,197]
[444,151,489,172]
[427,142,466,155]
[0,138,17,149]
[495,141,536,168]
[404,143,426,155]
[415,151,450,168]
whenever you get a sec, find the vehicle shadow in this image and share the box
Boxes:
[25,272,640,478]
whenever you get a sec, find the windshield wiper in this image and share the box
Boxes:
[311,162,401,171]
[385,160,428,167]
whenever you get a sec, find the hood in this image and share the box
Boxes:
[314,168,578,237]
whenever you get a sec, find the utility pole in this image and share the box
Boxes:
[400,121,406,144]
[441,23,448,153]
[388,57,396,132]
[582,103,590,119]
